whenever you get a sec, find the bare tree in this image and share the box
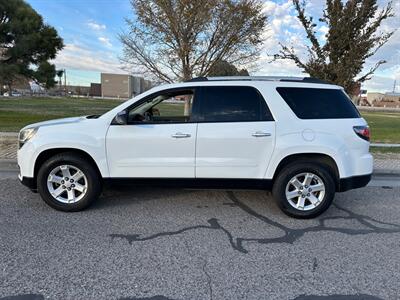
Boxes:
[120,0,267,82]
[274,0,395,94]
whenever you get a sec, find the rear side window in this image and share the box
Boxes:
[276,87,360,119]
[199,86,273,122]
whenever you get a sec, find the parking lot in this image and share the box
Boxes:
[1,174,400,300]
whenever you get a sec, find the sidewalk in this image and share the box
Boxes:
[373,153,400,175]
[0,132,18,159]
[1,133,400,175]
[374,153,400,176]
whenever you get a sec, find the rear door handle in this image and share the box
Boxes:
[171,132,191,138]
[252,131,271,137]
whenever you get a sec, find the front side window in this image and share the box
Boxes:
[127,90,194,123]
[199,86,273,122]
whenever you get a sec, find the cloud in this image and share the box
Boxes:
[256,1,307,76]
[263,0,292,17]
[363,75,400,93]
[52,43,123,73]
[98,37,112,47]
[86,20,106,31]
[318,25,329,41]
[358,0,400,91]
[85,19,113,48]
[257,56,304,76]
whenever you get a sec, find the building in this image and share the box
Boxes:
[367,92,400,108]
[66,85,90,96]
[46,85,90,96]
[101,73,152,99]
[90,83,101,97]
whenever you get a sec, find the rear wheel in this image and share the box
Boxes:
[37,153,102,211]
[272,162,335,218]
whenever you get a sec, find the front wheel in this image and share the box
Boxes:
[272,163,335,218]
[37,153,102,212]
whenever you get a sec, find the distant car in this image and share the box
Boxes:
[4,91,22,97]
[17,76,373,218]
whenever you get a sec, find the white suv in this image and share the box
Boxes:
[18,77,373,218]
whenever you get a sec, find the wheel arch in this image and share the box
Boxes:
[272,153,340,190]
[33,148,103,187]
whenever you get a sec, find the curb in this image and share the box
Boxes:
[0,159,18,171]
[372,171,400,177]
[371,143,400,148]
[0,132,18,138]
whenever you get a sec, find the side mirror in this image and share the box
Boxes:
[112,110,128,125]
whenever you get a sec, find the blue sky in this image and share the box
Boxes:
[27,0,400,92]
[27,0,131,85]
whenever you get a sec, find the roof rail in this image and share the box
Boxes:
[185,76,208,82]
[185,76,330,84]
[281,77,329,84]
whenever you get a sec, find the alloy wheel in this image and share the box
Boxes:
[285,172,325,211]
[47,165,88,204]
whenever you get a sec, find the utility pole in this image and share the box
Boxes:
[64,69,66,94]
[393,80,396,93]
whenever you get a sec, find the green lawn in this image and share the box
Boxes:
[0,97,187,131]
[0,97,123,131]
[0,97,399,145]
[360,111,400,144]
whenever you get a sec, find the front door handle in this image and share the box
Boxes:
[171,132,191,138]
[252,131,271,137]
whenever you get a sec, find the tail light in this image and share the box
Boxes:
[353,125,370,141]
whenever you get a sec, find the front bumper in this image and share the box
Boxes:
[338,174,371,192]
[19,173,37,192]
[17,140,37,192]
[17,141,37,179]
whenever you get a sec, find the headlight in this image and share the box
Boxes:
[18,127,38,149]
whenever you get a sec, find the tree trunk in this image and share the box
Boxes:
[182,56,192,116]
[182,61,191,81]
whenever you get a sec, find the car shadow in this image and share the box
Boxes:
[92,184,200,210]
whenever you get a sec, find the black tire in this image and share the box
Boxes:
[37,152,102,212]
[272,162,335,219]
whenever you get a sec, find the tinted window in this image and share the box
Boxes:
[276,87,360,119]
[199,86,273,122]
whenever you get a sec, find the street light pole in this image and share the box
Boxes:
[64,69,66,95]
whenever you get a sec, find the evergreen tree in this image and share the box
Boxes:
[0,0,64,92]
[274,0,394,94]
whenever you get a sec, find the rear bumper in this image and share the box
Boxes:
[338,174,371,192]
[19,174,37,192]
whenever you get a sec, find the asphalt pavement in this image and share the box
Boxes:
[0,172,400,300]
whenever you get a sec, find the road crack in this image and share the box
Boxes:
[110,191,400,254]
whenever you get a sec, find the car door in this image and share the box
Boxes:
[106,88,198,178]
[195,85,275,179]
